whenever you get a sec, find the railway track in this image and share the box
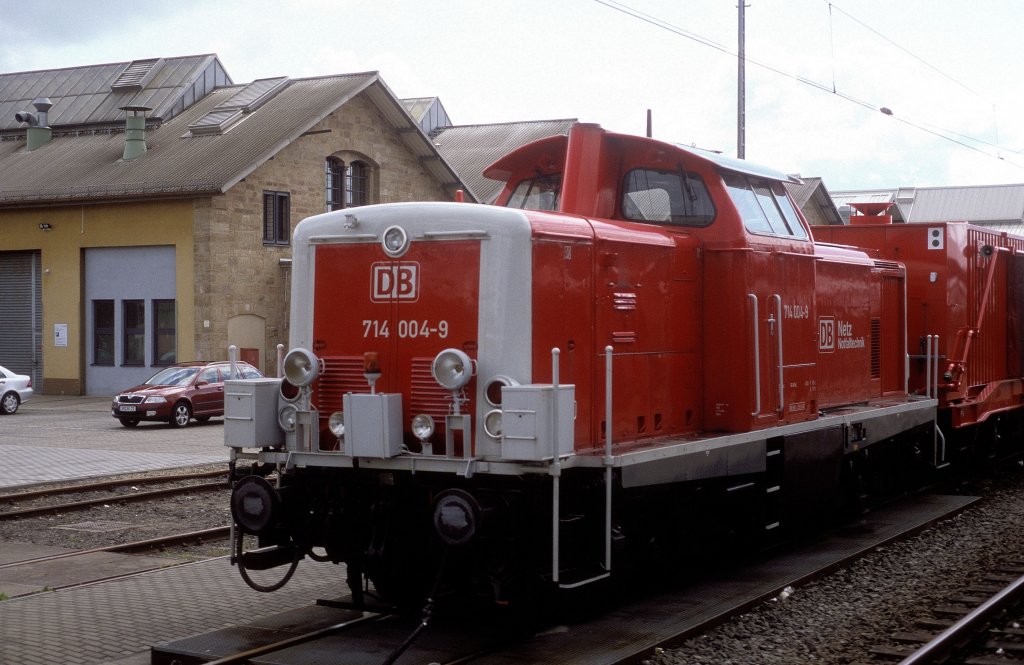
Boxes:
[866,561,1024,664]
[0,526,231,571]
[1,467,226,503]
[0,468,228,519]
[0,465,235,598]
[153,492,979,665]
[0,526,233,593]
[0,479,226,519]
[155,598,534,665]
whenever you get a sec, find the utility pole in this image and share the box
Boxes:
[737,2,747,159]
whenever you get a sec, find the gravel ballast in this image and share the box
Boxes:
[649,465,1024,665]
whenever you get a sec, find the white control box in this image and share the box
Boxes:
[343,392,404,458]
[501,384,575,461]
[224,378,284,447]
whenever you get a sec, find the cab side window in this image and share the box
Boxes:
[506,174,561,211]
[723,172,807,239]
[622,168,715,227]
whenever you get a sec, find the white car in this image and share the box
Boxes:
[0,365,33,415]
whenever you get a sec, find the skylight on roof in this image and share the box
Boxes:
[185,77,289,136]
[111,58,164,90]
[215,77,289,113]
[187,109,243,135]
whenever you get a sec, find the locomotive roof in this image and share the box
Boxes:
[483,126,801,186]
[670,140,802,185]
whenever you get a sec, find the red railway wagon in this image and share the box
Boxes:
[225,124,938,608]
[815,218,1024,433]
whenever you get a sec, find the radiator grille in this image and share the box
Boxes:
[314,355,454,422]
[409,357,454,421]
[870,319,881,379]
[316,356,366,413]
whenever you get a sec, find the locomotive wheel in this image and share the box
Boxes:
[169,402,192,428]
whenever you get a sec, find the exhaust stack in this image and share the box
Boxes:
[120,105,151,161]
[15,98,53,151]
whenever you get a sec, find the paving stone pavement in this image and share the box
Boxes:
[0,395,228,489]
[0,556,344,665]
[0,396,344,665]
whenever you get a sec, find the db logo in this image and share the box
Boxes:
[818,317,835,352]
[371,262,419,302]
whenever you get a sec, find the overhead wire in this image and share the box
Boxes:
[591,0,1022,170]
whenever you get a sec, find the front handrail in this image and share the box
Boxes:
[749,294,761,417]
[773,294,784,414]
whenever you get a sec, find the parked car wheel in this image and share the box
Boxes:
[170,402,192,428]
[1,392,19,415]
[118,418,140,428]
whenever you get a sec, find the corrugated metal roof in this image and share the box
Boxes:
[831,189,897,207]
[831,184,1024,225]
[903,184,1024,224]
[784,177,845,226]
[0,55,227,130]
[432,119,577,203]
[0,71,471,205]
[785,176,822,207]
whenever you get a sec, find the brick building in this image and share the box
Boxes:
[0,55,468,395]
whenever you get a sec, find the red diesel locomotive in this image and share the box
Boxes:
[816,212,1024,437]
[226,123,1008,607]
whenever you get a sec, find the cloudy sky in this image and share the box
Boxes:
[2,0,1021,191]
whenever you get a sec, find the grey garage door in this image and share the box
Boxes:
[0,251,43,389]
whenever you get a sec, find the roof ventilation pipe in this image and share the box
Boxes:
[120,105,151,161]
[15,98,53,151]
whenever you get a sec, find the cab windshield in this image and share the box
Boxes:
[622,168,716,226]
[505,174,561,211]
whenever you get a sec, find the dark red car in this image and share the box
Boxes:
[111,361,263,428]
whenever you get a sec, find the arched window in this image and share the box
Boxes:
[326,157,344,211]
[326,154,376,211]
[346,161,368,207]
[326,157,371,211]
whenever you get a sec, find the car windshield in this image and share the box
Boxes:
[145,366,202,387]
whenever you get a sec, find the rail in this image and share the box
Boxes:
[0,480,226,519]
[897,570,1024,664]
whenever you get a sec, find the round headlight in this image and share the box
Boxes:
[411,414,434,440]
[483,409,503,439]
[382,225,410,257]
[484,375,518,406]
[283,348,319,387]
[431,348,473,390]
[279,379,300,402]
[328,411,345,438]
[278,404,298,432]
